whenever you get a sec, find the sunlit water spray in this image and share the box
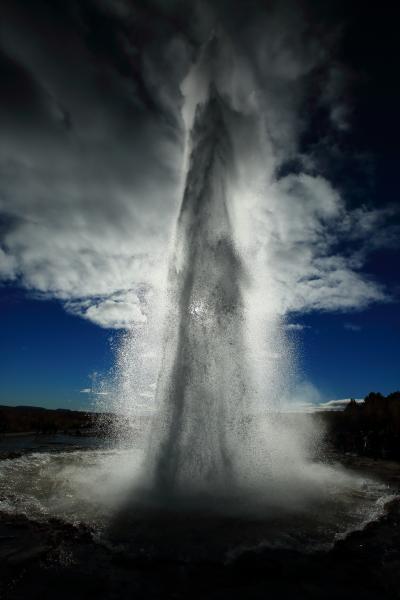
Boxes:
[96,61,395,533]
[146,86,250,500]
[110,78,393,525]
[0,49,396,560]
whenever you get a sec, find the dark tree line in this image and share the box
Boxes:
[2,393,400,462]
[320,391,400,460]
[0,405,97,435]
[0,405,143,438]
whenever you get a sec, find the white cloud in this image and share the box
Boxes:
[67,291,147,330]
[314,398,363,411]
[233,171,389,316]
[283,396,364,413]
[80,388,108,395]
[0,247,17,280]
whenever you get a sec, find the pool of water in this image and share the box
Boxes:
[0,432,109,454]
[0,446,396,560]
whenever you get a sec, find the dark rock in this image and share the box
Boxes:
[7,544,50,565]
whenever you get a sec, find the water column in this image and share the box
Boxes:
[148,85,248,497]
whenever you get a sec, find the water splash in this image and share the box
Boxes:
[147,86,249,496]
[141,81,329,516]
[106,47,378,523]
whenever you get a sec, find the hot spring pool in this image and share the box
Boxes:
[0,447,396,559]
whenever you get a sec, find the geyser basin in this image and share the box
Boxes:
[0,447,144,528]
[0,447,395,561]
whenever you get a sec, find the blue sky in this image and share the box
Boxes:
[293,302,400,402]
[0,288,115,408]
[0,277,398,410]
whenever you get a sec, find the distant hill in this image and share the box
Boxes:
[0,405,103,434]
[318,391,400,460]
[2,392,400,461]
[0,404,152,437]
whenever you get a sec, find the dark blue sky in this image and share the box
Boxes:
[293,301,400,401]
[1,274,399,409]
[0,288,115,408]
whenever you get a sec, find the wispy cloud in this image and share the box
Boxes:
[285,323,310,331]
[284,398,364,413]
[80,388,109,396]
[314,398,364,411]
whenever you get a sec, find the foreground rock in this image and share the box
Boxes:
[1,497,400,600]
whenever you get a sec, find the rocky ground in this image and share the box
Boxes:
[0,497,400,600]
[1,452,400,599]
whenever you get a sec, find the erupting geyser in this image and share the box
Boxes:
[142,76,327,514]
[107,47,391,532]
[148,85,248,496]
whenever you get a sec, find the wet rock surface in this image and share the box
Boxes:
[0,497,399,600]
[1,452,400,600]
